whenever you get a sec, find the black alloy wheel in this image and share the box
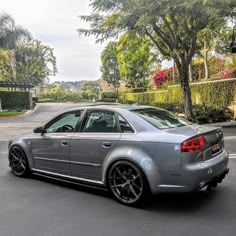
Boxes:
[9,146,30,177]
[108,161,150,206]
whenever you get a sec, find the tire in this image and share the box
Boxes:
[107,160,151,206]
[8,146,30,177]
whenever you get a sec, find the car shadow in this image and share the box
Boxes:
[144,190,218,213]
[31,173,218,212]
[31,174,111,198]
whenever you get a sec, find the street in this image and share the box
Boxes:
[0,103,235,236]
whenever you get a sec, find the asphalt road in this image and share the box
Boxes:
[0,103,235,236]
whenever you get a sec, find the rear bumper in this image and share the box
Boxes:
[155,150,229,193]
[199,168,229,189]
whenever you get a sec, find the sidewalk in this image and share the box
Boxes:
[207,120,236,128]
[0,104,41,120]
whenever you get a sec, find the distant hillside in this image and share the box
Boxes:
[51,81,85,91]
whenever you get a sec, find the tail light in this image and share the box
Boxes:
[181,136,206,153]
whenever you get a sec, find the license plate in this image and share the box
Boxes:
[212,143,220,153]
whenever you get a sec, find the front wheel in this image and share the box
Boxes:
[108,161,150,206]
[9,146,30,177]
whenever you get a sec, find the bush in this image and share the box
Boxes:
[219,67,236,79]
[128,87,147,93]
[0,91,31,110]
[96,98,117,103]
[120,78,236,109]
[191,106,233,124]
[153,67,173,88]
[101,92,117,99]
[32,97,39,102]
[154,103,233,124]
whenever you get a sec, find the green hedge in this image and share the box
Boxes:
[120,79,236,108]
[101,91,117,99]
[0,91,31,110]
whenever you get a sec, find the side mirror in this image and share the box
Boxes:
[33,127,44,134]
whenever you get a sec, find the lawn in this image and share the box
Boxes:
[0,111,25,117]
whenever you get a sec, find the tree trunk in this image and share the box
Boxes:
[172,59,175,82]
[203,39,209,80]
[188,60,193,82]
[142,77,145,104]
[176,62,193,119]
[10,50,17,81]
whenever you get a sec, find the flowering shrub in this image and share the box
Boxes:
[153,67,173,89]
[219,67,236,79]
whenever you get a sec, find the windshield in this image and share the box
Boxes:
[132,108,191,130]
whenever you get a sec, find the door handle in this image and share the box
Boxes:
[102,142,112,148]
[61,140,68,146]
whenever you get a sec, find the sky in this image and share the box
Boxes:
[1,0,105,82]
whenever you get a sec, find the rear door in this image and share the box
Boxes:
[70,109,121,181]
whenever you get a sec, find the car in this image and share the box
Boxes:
[8,105,229,206]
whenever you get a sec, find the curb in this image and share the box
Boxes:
[0,103,41,120]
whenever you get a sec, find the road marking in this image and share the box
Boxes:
[224,136,236,140]
[229,154,236,159]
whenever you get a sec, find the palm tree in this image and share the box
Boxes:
[0,12,31,80]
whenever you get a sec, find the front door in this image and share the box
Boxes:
[70,110,121,181]
[31,110,82,175]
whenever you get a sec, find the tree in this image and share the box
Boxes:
[116,33,154,89]
[101,42,121,96]
[81,80,100,100]
[0,12,31,81]
[15,40,57,85]
[0,49,12,80]
[78,0,235,118]
[197,17,226,80]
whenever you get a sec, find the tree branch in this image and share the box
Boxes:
[144,28,170,57]
[161,16,175,47]
[151,23,172,49]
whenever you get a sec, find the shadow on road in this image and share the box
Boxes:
[30,173,217,213]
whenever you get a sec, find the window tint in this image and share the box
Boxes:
[45,111,82,133]
[132,108,190,130]
[82,110,117,133]
[118,115,134,133]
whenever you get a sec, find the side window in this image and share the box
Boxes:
[45,111,82,133]
[118,115,134,133]
[82,110,117,133]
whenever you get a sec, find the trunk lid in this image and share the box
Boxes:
[164,124,224,161]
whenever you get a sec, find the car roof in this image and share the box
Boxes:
[65,104,159,113]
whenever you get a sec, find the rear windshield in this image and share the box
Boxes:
[132,108,190,130]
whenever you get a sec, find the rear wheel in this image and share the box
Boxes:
[108,161,150,206]
[9,146,30,177]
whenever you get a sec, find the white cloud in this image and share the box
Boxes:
[1,0,105,82]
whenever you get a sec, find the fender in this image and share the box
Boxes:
[9,137,34,170]
[102,145,160,194]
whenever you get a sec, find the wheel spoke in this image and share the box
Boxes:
[129,185,138,199]
[133,174,140,181]
[111,183,126,188]
[116,167,127,180]
[20,161,26,170]
[133,183,142,191]
[11,153,20,161]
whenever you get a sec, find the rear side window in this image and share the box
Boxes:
[132,108,190,130]
[82,110,118,133]
[118,115,134,133]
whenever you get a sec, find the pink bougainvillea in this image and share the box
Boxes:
[219,67,236,79]
[153,67,173,89]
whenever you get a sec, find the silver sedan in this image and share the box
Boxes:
[8,105,229,206]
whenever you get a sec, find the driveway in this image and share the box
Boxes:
[0,103,235,236]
